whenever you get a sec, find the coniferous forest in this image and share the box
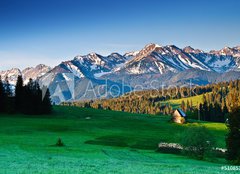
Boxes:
[66,80,240,123]
[0,75,52,115]
[1,75,240,164]
[63,80,240,163]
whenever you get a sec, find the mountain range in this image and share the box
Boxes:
[0,64,51,85]
[1,43,240,103]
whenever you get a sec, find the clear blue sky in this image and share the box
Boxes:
[0,0,240,70]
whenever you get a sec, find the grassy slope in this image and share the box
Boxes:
[161,94,205,109]
[0,106,230,174]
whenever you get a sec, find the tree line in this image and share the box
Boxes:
[63,79,240,164]
[63,84,214,115]
[197,80,240,122]
[0,75,52,115]
[63,80,240,124]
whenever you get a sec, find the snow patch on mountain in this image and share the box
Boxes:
[65,62,85,78]
[2,43,240,90]
[0,68,21,85]
[0,65,51,85]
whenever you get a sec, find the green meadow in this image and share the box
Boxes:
[161,94,205,109]
[0,106,234,174]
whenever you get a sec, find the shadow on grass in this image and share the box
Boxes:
[130,141,158,150]
[85,135,163,150]
[85,135,128,147]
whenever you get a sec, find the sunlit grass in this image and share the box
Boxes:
[0,106,229,173]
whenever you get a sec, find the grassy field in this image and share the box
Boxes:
[0,106,233,174]
[161,94,205,109]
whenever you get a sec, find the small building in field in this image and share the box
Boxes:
[172,109,186,124]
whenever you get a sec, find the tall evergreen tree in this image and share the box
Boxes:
[4,76,14,113]
[226,107,240,164]
[199,103,204,120]
[42,87,52,114]
[22,79,52,115]
[208,103,214,121]
[186,100,190,111]
[0,76,6,112]
[15,75,24,112]
[4,76,12,97]
[23,79,36,114]
[222,100,228,122]
[181,101,186,112]
[214,102,222,122]
[202,100,208,121]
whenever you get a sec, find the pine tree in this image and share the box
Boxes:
[202,100,208,121]
[208,103,214,121]
[15,75,24,112]
[0,76,6,112]
[190,100,193,111]
[41,87,52,114]
[222,100,228,122]
[4,77,12,97]
[186,100,189,111]
[214,102,222,122]
[199,103,203,120]
[23,79,36,114]
[226,107,240,164]
[181,101,186,112]
[35,82,43,114]
[4,76,14,113]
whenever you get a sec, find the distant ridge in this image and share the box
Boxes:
[1,43,240,103]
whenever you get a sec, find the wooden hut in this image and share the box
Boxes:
[172,109,186,124]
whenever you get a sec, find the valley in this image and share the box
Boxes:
[0,106,228,174]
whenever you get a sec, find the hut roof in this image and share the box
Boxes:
[177,109,186,117]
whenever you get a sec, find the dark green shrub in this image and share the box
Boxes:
[226,108,240,164]
[180,126,216,160]
[56,138,64,147]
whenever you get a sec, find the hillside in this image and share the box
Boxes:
[75,79,240,123]
[161,93,206,109]
[0,106,228,173]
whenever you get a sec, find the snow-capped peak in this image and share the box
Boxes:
[124,51,140,60]
[0,64,51,85]
[234,46,240,51]
[144,43,162,49]
[129,43,162,62]
[2,44,240,88]
[0,68,22,84]
[183,46,195,52]
[209,46,240,57]
[183,46,204,54]
[22,64,51,84]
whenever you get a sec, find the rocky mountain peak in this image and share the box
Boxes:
[0,64,51,85]
[183,46,203,54]
[124,51,139,59]
[0,68,21,85]
[2,43,240,103]
[131,43,161,62]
